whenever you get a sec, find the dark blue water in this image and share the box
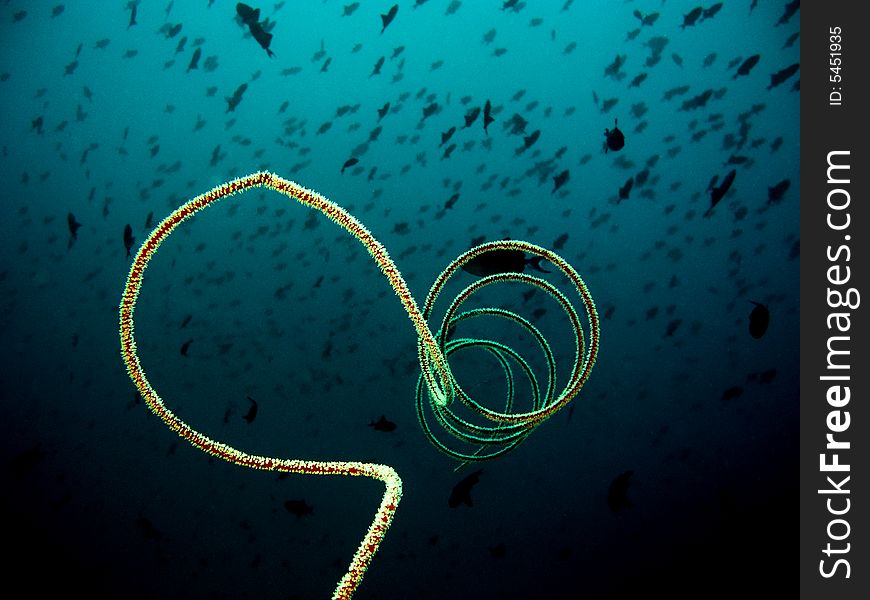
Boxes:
[1,1,799,598]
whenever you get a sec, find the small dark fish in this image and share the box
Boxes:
[187,47,202,72]
[67,212,82,245]
[377,102,390,121]
[463,106,481,128]
[284,499,313,517]
[448,469,482,508]
[341,157,358,173]
[552,169,570,194]
[776,0,800,26]
[489,542,506,558]
[52,5,65,18]
[237,3,275,57]
[380,4,398,33]
[618,176,634,202]
[733,54,760,79]
[705,169,736,216]
[127,1,138,28]
[607,470,633,512]
[552,232,568,250]
[123,223,135,257]
[664,318,682,337]
[748,301,769,338]
[180,314,192,328]
[767,63,799,90]
[179,339,193,356]
[342,2,360,16]
[483,100,495,135]
[225,82,248,112]
[440,126,456,146]
[369,55,385,77]
[721,386,743,402]
[242,396,258,423]
[680,6,703,29]
[462,249,550,277]
[702,2,723,20]
[767,179,790,204]
[422,102,439,120]
[369,415,397,432]
[444,193,460,209]
[604,118,624,153]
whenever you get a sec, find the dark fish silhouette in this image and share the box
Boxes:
[377,102,390,121]
[225,82,248,112]
[369,55,385,77]
[449,469,482,508]
[236,3,275,57]
[381,4,398,33]
[180,339,193,356]
[187,47,201,72]
[552,169,570,193]
[67,212,82,247]
[767,63,799,90]
[483,100,495,135]
[123,224,135,257]
[369,415,397,432]
[748,302,769,338]
[767,179,790,204]
[242,396,258,423]
[604,118,624,153]
[705,169,736,216]
[284,499,313,518]
[607,470,633,512]
[127,0,138,28]
[440,126,456,146]
[733,54,760,79]
[702,2,723,20]
[776,0,799,26]
[462,249,550,277]
[618,176,634,202]
[680,6,703,29]
[341,157,359,173]
[721,386,743,402]
[422,102,439,120]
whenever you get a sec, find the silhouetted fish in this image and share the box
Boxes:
[721,386,743,402]
[748,302,769,338]
[483,100,495,134]
[705,169,736,216]
[767,63,799,90]
[67,212,82,247]
[604,118,624,153]
[369,415,397,432]
[123,223,135,257]
[767,179,790,204]
[284,499,313,517]
[242,396,258,423]
[180,339,193,356]
[733,54,760,79]
[607,470,633,512]
[381,4,398,33]
[462,249,550,277]
[449,469,482,508]
[552,169,570,193]
[341,157,359,173]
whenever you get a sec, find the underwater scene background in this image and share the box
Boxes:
[1,1,799,598]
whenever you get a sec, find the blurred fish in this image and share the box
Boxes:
[607,470,633,512]
[733,54,760,79]
[680,6,703,29]
[67,213,82,248]
[748,302,770,338]
[448,469,482,508]
[381,4,398,33]
[462,248,550,277]
[341,157,358,173]
[767,179,790,204]
[483,100,495,134]
[369,415,396,432]
[704,169,736,216]
[242,396,258,423]
[767,63,799,90]
[284,499,313,517]
[123,223,135,257]
[552,169,570,193]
